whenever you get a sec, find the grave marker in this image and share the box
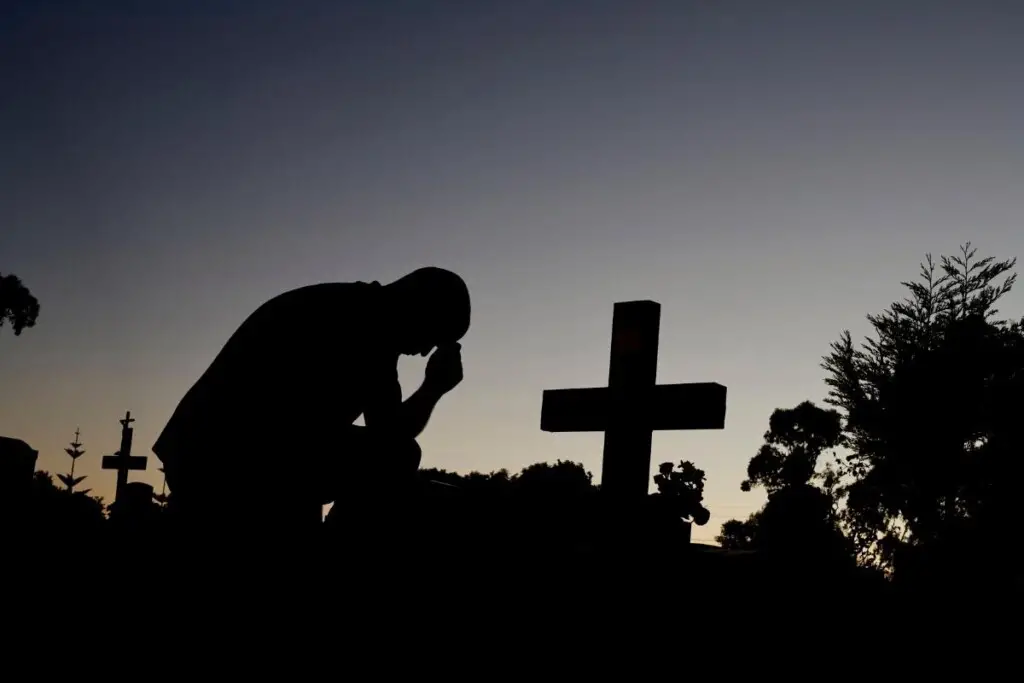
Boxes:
[541,300,727,502]
[102,411,148,504]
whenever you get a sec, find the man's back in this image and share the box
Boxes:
[153,281,391,471]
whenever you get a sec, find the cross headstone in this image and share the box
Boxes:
[109,481,156,529]
[102,411,148,504]
[541,300,727,502]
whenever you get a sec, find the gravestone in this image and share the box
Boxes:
[0,436,38,504]
[541,300,727,504]
[102,411,148,504]
[109,481,156,527]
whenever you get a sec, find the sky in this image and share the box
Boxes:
[3,0,1024,542]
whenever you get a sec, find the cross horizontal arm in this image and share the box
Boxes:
[540,382,727,433]
[102,455,149,471]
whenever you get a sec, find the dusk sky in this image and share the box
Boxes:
[4,0,1024,541]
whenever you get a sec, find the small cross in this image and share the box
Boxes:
[540,300,727,502]
[102,410,147,503]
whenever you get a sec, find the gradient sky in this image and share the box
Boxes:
[4,0,1024,542]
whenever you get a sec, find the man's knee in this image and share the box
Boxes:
[349,428,421,468]
[392,436,422,470]
[326,430,420,500]
[370,434,421,476]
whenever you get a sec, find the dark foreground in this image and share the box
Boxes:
[9,478,1019,633]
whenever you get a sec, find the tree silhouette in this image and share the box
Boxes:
[29,471,106,533]
[417,466,513,498]
[717,517,758,551]
[717,401,853,568]
[0,272,40,336]
[510,460,597,548]
[821,243,1024,578]
[409,462,599,553]
[513,460,594,499]
[741,401,844,494]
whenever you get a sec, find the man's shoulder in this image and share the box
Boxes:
[261,281,392,357]
[265,281,373,315]
[274,280,382,302]
[253,281,382,325]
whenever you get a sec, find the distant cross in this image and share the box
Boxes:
[102,410,148,503]
[541,300,727,502]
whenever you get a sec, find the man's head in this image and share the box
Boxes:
[383,267,471,356]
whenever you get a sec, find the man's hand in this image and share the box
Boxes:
[424,343,464,396]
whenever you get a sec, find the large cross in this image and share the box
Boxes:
[102,411,148,504]
[541,300,727,502]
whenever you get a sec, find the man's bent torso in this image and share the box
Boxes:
[154,281,396,495]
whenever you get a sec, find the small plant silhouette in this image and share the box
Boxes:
[653,460,711,525]
[154,466,170,507]
[58,428,90,495]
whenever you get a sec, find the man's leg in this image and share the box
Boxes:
[165,451,323,538]
[320,426,421,502]
[321,426,422,530]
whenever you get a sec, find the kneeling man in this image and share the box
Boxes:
[153,267,470,534]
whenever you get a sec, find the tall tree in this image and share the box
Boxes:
[0,272,40,336]
[821,243,1024,577]
[717,401,852,568]
[741,400,844,495]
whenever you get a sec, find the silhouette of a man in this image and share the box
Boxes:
[153,267,469,532]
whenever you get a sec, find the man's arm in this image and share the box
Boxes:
[363,364,444,440]
[363,345,463,439]
[366,383,445,440]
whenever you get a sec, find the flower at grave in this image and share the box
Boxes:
[653,460,711,526]
[154,466,169,506]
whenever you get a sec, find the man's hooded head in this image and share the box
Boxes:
[384,267,470,356]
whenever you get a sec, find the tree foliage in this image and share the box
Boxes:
[419,459,594,500]
[27,471,107,532]
[514,460,594,499]
[741,400,844,494]
[821,243,1024,576]
[717,401,853,568]
[410,460,599,553]
[717,517,758,551]
[719,244,1024,589]
[0,272,40,336]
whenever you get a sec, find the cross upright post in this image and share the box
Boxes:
[102,410,148,504]
[541,300,727,504]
